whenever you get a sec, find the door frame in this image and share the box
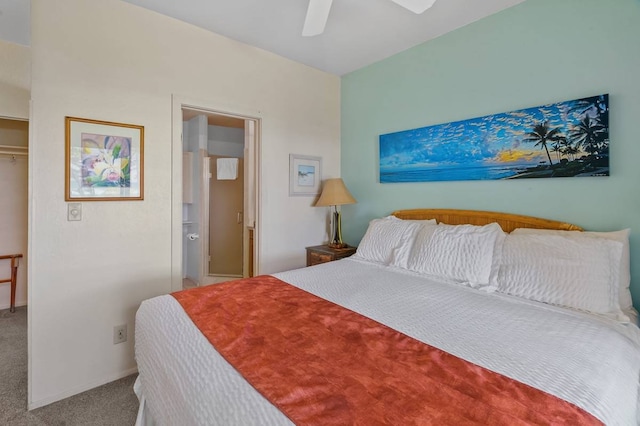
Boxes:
[171,95,261,292]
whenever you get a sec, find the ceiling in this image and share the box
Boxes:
[0,0,525,76]
[0,0,30,46]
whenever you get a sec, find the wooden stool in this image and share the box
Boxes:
[1,254,23,313]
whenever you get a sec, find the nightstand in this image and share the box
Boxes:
[306,245,357,267]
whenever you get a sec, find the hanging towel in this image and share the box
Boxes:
[217,158,239,180]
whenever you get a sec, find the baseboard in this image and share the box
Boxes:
[185,274,200,286]
[0,301,27,311]
[28,366,138,410]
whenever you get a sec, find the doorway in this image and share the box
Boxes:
[180,107,259,288]
[0,117,28,311]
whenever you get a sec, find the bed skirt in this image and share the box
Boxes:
[134,376,156,426]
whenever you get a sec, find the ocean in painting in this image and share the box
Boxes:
[297,165,315,186]
[379,94,609,183]
[381,164,533,183]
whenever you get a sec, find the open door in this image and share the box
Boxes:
[209,155,244,276]
[183,115,208,286]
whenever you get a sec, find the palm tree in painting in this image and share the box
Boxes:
[551,143,563,163]
[523,122,567,166]
[570,116,606,155]
[563,145,579,161]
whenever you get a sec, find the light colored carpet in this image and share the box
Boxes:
[0,307,139,425]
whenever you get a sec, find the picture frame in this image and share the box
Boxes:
[379,94,609,183]
[289,154,322,196]
[65,116,144,201]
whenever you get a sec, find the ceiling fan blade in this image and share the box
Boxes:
[389,0,436,14]
[302,0,333,37]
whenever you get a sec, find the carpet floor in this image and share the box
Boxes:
[0,307,139,425]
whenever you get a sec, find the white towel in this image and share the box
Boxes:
[216,158,238,180]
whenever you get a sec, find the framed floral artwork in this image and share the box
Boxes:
[65,116,144,201]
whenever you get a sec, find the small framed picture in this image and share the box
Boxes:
[289,154,322,196]
[65,116,144,201]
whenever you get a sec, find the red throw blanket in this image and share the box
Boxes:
[172,275,602,425]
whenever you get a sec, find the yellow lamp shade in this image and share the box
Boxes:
[315,178,356,207]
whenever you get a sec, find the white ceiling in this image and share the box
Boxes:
[0,0,525,76]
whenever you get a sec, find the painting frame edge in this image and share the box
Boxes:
[289,154,322,197]
[65,116,145,202]
[379,93,609,183]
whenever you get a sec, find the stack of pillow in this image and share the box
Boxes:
[353,215,634,323]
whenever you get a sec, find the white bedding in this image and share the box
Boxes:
[135,258,640,425]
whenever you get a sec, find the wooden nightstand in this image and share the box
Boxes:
[306,245,357,267]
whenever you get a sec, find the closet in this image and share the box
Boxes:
[0,118,28,311]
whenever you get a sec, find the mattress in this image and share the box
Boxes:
[135,258,640,425]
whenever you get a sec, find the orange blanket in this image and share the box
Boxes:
[172,275,602,425]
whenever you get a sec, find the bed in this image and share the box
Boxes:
[134,209,640,425]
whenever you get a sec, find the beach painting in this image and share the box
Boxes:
[379,94,609,183]
[289,154,322,196]
[297,164,316,186]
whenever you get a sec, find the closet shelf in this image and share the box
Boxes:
[0,145,28,157]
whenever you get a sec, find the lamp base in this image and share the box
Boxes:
[329,210,346,249]
[328,242,348,249]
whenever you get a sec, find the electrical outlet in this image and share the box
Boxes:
[113,324,127,344]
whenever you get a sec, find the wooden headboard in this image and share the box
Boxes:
[391,209,583,233]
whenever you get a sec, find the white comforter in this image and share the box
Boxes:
[135,259,640,425]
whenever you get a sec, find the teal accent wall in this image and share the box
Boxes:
[341,0,640,307]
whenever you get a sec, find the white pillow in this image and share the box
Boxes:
[497,233,625,320]
[354,217,433,265]
[511,228,632,312]
[405,222,505,286]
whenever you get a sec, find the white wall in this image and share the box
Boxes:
[0,39,30,120]
[29,0,340,408]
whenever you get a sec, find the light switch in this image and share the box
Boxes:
[67,203,82,221]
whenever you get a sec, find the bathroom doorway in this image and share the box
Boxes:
[181,108,258,287]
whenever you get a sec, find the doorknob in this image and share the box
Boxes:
[237,212,243,224]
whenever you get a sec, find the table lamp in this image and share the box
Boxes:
[315,178,357,248]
